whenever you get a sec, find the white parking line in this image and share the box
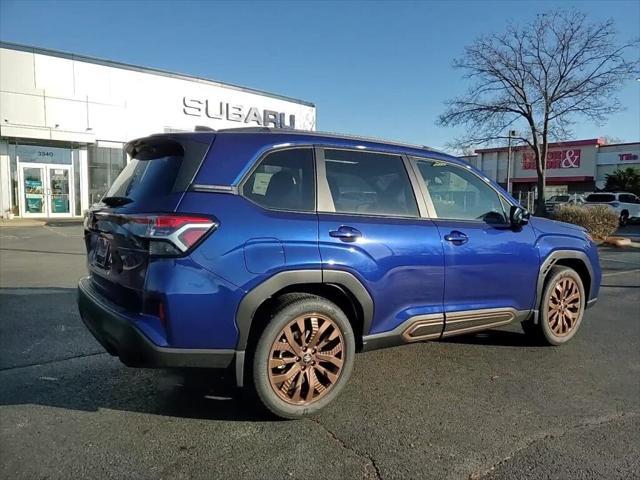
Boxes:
[600,257,640,265]
[601,268,640,278]
[42,225,83,238]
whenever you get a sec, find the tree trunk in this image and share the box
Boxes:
[534,144,546,217]
[536,172,546,216]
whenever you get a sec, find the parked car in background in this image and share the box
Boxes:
[545,194,585,214]
[584,192,640,226]
[78,128,601,418]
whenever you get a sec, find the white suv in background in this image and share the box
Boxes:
[545,194,585,214]
[584,192,640,227]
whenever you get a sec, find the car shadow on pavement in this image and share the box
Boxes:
[0,361,282,422]
[441,328,542,347]
[0,287,279,422]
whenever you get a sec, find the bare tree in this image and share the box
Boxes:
[438,9,638,215]
[601,135,624,144]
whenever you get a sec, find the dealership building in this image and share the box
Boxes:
[464,138,640,199]
[0,42,316,219]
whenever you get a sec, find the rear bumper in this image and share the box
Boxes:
[77,277,234,369]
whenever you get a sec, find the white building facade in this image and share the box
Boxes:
[464,139,640,200]
[0,42,316,218]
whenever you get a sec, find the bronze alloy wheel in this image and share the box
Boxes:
[547,277,581,337]
[267,313,345,405]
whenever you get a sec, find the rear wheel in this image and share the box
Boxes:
[251,294,355,419]
[619,211,629,227]
[524,266,586,346]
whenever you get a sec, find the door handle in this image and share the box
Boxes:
[444,231,468,244]
[329,226,362,242]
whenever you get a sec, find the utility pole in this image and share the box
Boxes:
[506,130,516,194]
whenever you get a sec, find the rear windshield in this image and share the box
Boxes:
[586,193,616,202]
[106,156,181,201]
[105,138,208,202]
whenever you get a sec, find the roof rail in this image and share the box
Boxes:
[216,127,446,154]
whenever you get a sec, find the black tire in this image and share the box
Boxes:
[619,211,629,227]
[250,294,355,419]
[533,266,586,346]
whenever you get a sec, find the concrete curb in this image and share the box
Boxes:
[0,219,47,228]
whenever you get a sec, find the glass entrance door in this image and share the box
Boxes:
[18,163,74,218]
[47,166,72,217]
[20,165,47,217]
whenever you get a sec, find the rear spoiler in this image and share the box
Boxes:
[125,137,184,160]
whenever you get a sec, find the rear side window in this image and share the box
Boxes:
[106,138,207,203]
[323,149,419,217]
[242,148,315,212]
[586,193,616,203]
[619,194,639,203]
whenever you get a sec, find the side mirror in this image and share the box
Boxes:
[509,205,530,228]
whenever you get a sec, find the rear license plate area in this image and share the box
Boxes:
[94,237,112,269]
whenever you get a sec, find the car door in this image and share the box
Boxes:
[316,147,445,342]
[410,157,538,337]
[619,194,640,218]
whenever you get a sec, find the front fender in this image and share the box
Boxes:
[534,234,601,322]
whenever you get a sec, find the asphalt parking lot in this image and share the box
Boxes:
[1,223,638,480]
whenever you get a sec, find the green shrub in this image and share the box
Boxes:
[551,205,618,240]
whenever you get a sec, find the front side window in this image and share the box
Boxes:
[416,159,507,223]
[323,149,418,217]
[242,148,315,212]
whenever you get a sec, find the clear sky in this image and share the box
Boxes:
[1,0,638,150]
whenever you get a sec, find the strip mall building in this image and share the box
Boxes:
[465,138,640,199]
[0,42,316,219]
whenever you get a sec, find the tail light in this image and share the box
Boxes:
[138,214,217,256]
[94,213,217,256]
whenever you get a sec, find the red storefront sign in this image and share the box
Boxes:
[522,149,581,170]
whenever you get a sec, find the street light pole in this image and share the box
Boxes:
[506,130,516,194]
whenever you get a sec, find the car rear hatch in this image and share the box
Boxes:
[84,134,214,311]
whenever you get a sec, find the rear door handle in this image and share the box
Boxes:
[444,230,468,244]
[329,225,362,242]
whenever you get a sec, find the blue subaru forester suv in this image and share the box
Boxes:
[79,128,601,418]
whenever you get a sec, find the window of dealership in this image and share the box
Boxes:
[0,42,316,219]
[2,139,127,218]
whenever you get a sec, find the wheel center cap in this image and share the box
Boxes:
[302,353,313,364]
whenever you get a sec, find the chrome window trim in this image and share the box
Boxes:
[190,184,238,194]
[314,146,336,212]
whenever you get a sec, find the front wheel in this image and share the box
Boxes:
[619,211,629,227]
[525,266,586,346]
[251,294,355,419]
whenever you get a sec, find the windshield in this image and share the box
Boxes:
[586,193,616,203]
